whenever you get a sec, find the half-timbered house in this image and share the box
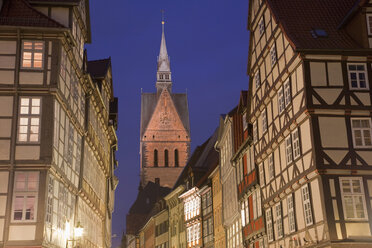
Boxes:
[247,0,372,247]
[0,0,119,247]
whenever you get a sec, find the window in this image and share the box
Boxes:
[253,121,258,143]
[366,14,372,35]
[259,163,265,185]
[351,119,372,147]
[270,44,277,67]
[278,87,285,114]
[348,64,368,89]
[255,71,261,90]
[164,149,169,167]
[261,110,267,133]
[287,194,296,233]
[241,202,246,227]
[12,172,39,222]
[275,203,283,239]
[286,136,293,165]
[243,112,248,131]
[174,149,179,167]
[268,154,274,180]
[340,178,367,219]
[292,129,301,160]
[266,209,274,242]
[46,175,54,224]
[154,149,158,167]
[21,41,44,69]
[258,18,265,36]
[257,190,262,217]
[18,97,41,142]
[253,191,257,219]
[302,184,313,226]
[165,74,170,80]
[244,198,249,225]
[159,74,164,80]
[284,80,291,106]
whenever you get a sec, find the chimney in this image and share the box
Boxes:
[155,178,160,185]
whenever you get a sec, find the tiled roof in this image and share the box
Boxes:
[0,0,65,28]
[267,0,362,50]
[87,58,111,79]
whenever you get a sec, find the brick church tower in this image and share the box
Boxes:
[140,22,191,188]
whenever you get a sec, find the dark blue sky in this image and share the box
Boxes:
[87,0,249,246]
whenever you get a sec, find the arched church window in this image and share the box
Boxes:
[164,149,169,167]
[154,149,158,167]
[159,74,164,80]
[175,149,179,167]
[165,74,169,80]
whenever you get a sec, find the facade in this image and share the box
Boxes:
[247,0,372,247]
[216,109,243,248]
[178,128,219,248]
[164,185,186,248]
[155,207,169,248]
[210,167,225,248]
[140,22,191,188]
[0,0,118,247]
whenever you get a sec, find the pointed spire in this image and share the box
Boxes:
[157,13,170,72]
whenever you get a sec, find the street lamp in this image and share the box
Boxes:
[66,221,84,248]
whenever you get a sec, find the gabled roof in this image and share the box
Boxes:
[237,91,248,113]
[140,92,190,137]
[266,0,362,50]
[0,0,65,28]
[87,58,111,79]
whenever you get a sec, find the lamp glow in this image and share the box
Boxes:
[74,221,84,237]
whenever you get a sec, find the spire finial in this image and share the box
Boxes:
[161,10,165,32]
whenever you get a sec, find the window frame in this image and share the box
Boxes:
[266,208,274,242]
[291,129,301,160]
[284,79,292,107]
[261,109,267,134]
[366,14,372,35]
[253,121,258,143]
[285,136,293,165]
[287,194,296,233]
[301,184,314,226]
[339,177,368,220]
[270,44,277,68]
[255,71,261,90]
[18,97,42,143]
[347,63,369,90]
[277,86,285,114]
[21,40,45,70]
[268,154,274,180]
[275,203,283,239]
[351,118,372,148]
[12,171,39,223]
[258,17,265,37]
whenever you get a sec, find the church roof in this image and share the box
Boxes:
[157,23,170,72]
[140,92,190,137]
[0,0,65,28]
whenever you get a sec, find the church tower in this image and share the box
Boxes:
[140,21,191,188]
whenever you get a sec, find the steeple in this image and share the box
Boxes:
[156,16,172,93]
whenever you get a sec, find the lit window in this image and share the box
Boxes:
[340,178,367,220]
[244,198,249,225]
[288,194,296,233]
[18,97,41,142]
[21,41,44,69]
[258,18,265,36]
[12,172,39,222]
[270,44,277,67]
[277,87,285,114]
[348,64,368,89]
[292,129,301,160]
[261,110,267,133]
[255,71,261,90]
[268,154,274,180]
[351,119,372,147]
[275,203,283,238]
[302,184,313,226]
[266,208,274,242]
[284,79,291,106]
[241,202,246,227]
[285,136,293,165]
